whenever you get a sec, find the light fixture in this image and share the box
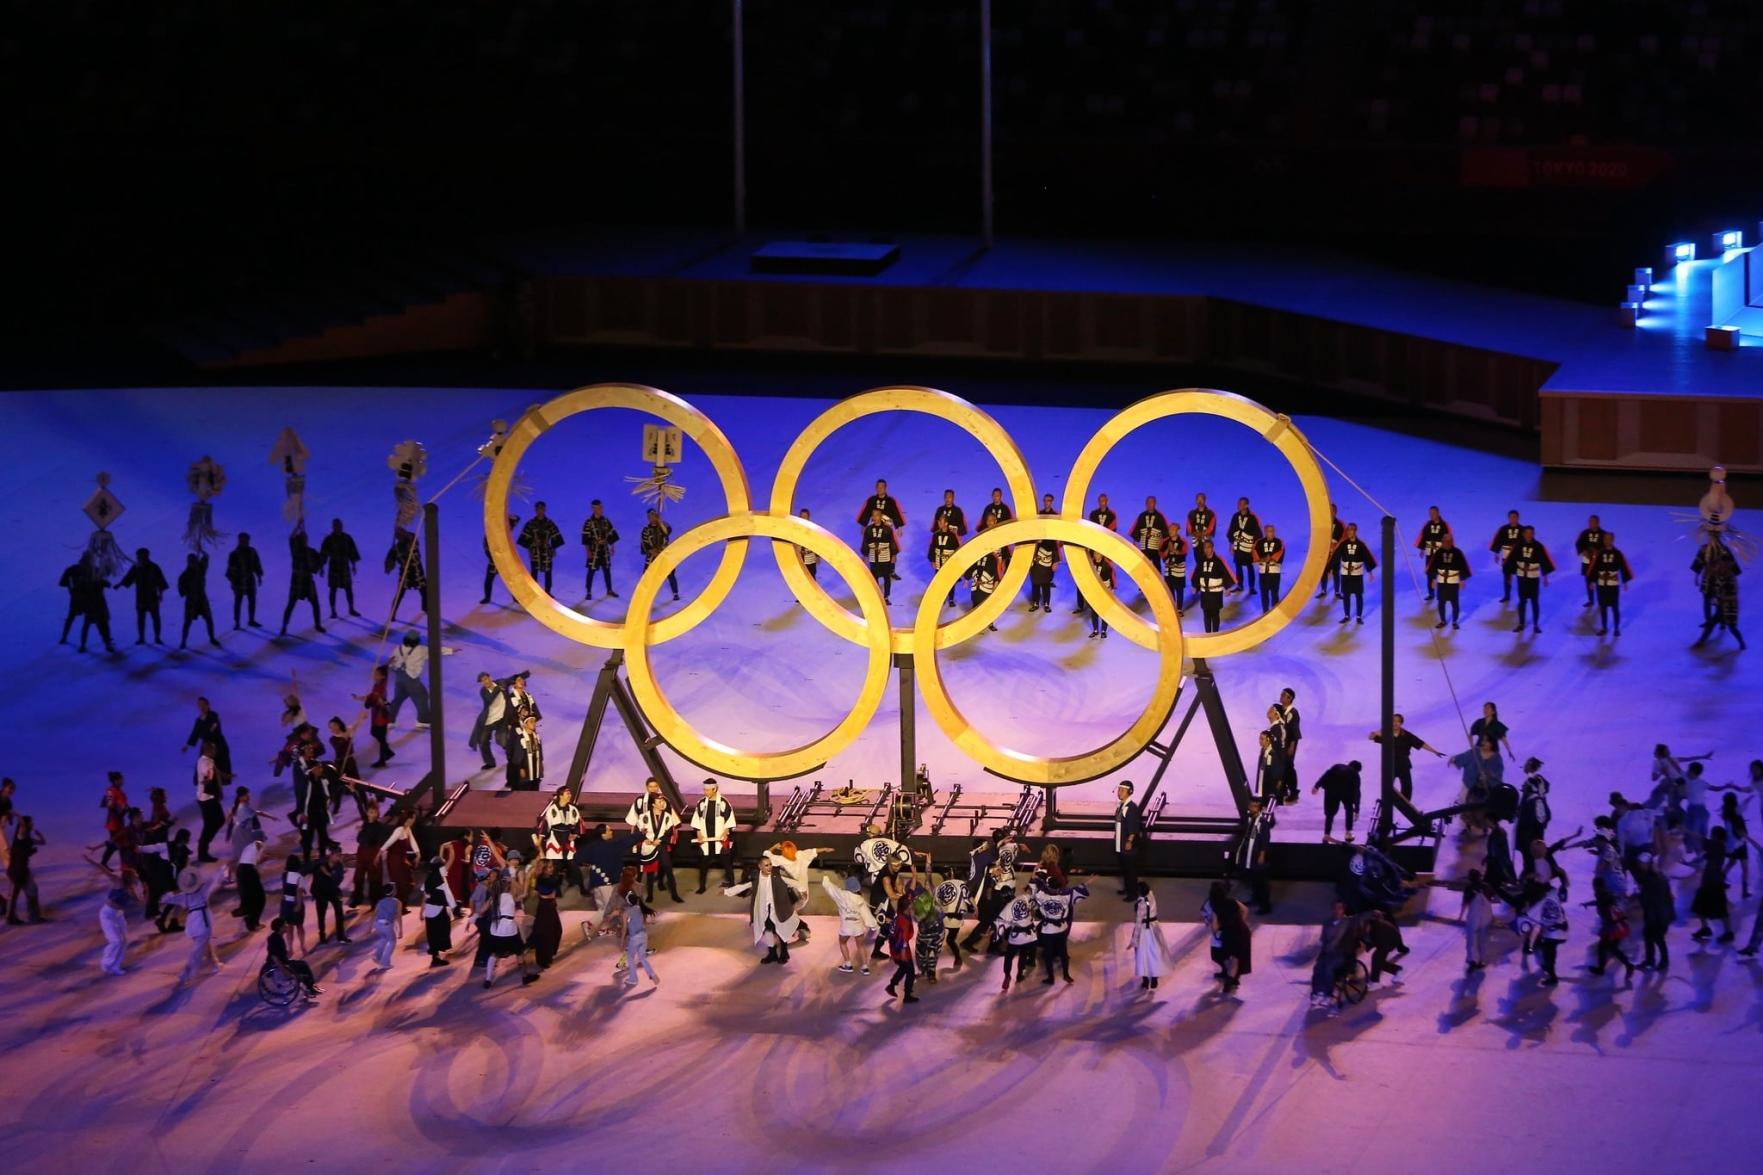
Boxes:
[1626,284,1648,302]
[1671,241,1696,263]
[1706,324,1740,350]
[1633,267,1653,289]
[1713,229,1743,252]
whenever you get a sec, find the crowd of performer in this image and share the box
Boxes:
[5,708,1758,1021]
[54,482,1745,655]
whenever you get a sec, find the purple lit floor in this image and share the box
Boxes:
[0,384,1758,1172]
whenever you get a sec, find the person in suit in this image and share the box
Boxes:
[468,671,523,771]
[1113,781,1144,902]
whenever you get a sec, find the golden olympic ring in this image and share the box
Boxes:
[912,517,1186,785]
[483,383,752,649]
[624,512,894,780]
[1062,389,1332,657]
[767,386,1039,656]
[490,383,1328,783]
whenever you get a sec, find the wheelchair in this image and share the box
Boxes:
[258,959,306,1008]
[1333,957,1371,1008]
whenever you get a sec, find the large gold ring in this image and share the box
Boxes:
[623,512,894,780]
[912,517,1186,786]
[767,386,1038,655]
[484,383,751,649]
[1061,389,1332,657]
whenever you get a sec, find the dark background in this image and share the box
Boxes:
[8,1,1762,365]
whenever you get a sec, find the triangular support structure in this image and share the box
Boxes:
[566,650,686,814]
[990,656,1252,837]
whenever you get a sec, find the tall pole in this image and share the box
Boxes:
[732,0,747,237]
[980,0,994,248]
[897,654,917,810]
[423,502,447,810]
[1377,513,1396,843]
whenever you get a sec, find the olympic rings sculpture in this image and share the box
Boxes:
[485,384,1330,786]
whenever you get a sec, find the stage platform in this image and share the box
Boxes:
[501,228,1763,473]
[433,782,1435,882]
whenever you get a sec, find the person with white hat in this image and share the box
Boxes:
[160,867,225,982]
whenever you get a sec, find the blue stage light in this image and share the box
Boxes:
[1632,267,1653,289]
[1714,229,1743,252]
[1672,242,1696,263]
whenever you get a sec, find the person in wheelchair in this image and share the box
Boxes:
[1309,900,1365,1008]
[264,917,322,1000]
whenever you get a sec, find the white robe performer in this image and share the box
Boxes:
[1130,891,1169,980]
[539,797,581,861]
[688,785,737,891]
[724,857,805,960]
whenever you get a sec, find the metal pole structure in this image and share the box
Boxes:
[896,653,916,802]
[422,502,447,810]
[732,0,747,237]
[979,0,994,248]
[1376,513,1396,843]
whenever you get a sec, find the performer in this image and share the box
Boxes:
[1186,492,1218,545]
[57,557,85,645]
[1162,529,1190,612]
[823,871,878,974]
[1031,872,1089,984]
[794,507,820,583]
[1590,531,1634,637]
[580,499,620,600]
[636,792,682,903]
[688,779,737,892]
[1315,502,1345,600]
[1514,759,1552,873]
[966,539,1002,632]
[928,516,963,607]
[1130,882,1168,990]
[725,854,805,965]
[420,857,456,967]
[1426,533,1472,630]
[1026,498,1061,613]
[1503,525,1556,635]
[1084,551,1116,638]
[115,547,168,645]
[639,509,678,601]
[506,672,541,733]
[1331,522,1377,625]
[1691,538,1745,650]
[885,892,920,1003]
[856,478,906,534]
[481,874,529,989]
[1277,686,1303,801]
[1573,513,1607,609]
[278,524,326,636]
[932,489,967,538]
[617,883,661,987]
[468,672,517,771]
[314,519,361,618]
[1368,714,1447,801]
[1226,497,1262,595]
[1113,781,1144,901]
[384,527,425,620]
[387,631,432,727]
[1131,496,1171,565]
[537,785,582,867]
[980,487,1011,529]
[481,513,519,604]
[1312,760,1363,843]
[1253,525,1284,614]
[862,508,901,604]
[1415,506,1453,602]
[176,552,219,648]
[959,827,1019,953]
[5,815,45,924]
[1087,492,1118,532]
[1234,797,1274,914]
[1253,728,1288,805]
[624,777,664,829]
[225,533,264,630]
[993,885,1039,993]
[194,743,225,863]
[1489,510,1525,604]
[161,868,224,983]
[507,715,544,791]
[69,555,116,653]
[1192,539,1237,633]
[516,502,564,594]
